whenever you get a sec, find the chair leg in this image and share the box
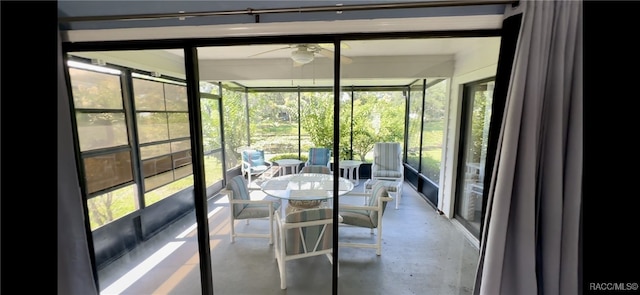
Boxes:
[269,208,274,245]
[376,212,383,255]
[229,215,236,243]
[396,182,402,209]
[376,231,382,256]
[279,259,287,289]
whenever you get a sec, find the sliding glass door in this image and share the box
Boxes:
[454,78,494,238]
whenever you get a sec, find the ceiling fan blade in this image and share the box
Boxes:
[316,42,351,50]
[248,46,291,58]
[340,55,353,64]
[317,48,334,58]
[317,48,353,64]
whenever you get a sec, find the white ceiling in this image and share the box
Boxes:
[65,14,503,88]
[163,37,500,87]
[165,38,495,60]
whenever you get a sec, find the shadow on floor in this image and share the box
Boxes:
[97,181,479,295]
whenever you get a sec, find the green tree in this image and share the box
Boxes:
[222,88,248,168]
[350,91,405,161]
[300,91,405,161]
[471,91,489,162]
[300,92,341,149]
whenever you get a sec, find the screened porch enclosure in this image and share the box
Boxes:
[64,36,500,294]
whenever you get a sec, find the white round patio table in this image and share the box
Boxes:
[260,173,354,213]
[274,159,303,176]
[338,160,364,186]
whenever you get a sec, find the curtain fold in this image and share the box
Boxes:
[57,27,99,295]
[474,1,582,294]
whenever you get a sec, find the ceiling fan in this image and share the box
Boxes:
[249,44,353,66]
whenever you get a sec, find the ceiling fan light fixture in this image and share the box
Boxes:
[291,49,314,64]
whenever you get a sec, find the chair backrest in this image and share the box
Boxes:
[284,208,333,255]
[242,149,266,168]
[373,143,402,178]
[226,175,251,217]
[307,148,331,167]
[300,165,331,174]
[373,143,401,169]
[368,181,390,226]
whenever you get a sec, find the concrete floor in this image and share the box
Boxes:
[97,180,479,295]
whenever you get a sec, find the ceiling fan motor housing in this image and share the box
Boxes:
[291,47,315,64]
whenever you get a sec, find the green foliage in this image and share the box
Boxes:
[221,89,248,167]
[299,92,340,149]
[351,91,405,160]
[424,80,447,122]
[299,91,405,161]
[252,135,300,154]
[470,90,490,162]
[420,155,441,182]
[200,97,222,152]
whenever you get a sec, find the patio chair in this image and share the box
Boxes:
[241,149,273,185]
[224,175,281,244]
[275,208,335,289]
[338,181,393,255]
[305,147,331,169]
[371,142,404,198]
[300,165,331,174]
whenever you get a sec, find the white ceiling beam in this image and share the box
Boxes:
[61,15,503,43]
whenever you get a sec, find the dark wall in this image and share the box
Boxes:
[404,166,438,209]
[92,189,196,269]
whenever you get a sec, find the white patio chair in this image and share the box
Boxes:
[241,149,273,185]
[224,175,280,244]
[274,208,335,289]
[338,181,393,255]
[371,142,403,198]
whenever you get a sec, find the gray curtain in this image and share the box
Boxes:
[57,27,99,295]
[474,1,582,295]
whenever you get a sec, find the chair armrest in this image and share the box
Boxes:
[230,199,276,205]
[220,190,277,206]
[243,159,273,167]
[340,192,369,198]
[380,196,393,202]
[338,195,393,211]
[247,187,264,193]
[339,204,379,211]
[281,218,333,229]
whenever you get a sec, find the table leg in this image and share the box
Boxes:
[350,167,356,185]
[346,167,359,185]
[354,166,360,186]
